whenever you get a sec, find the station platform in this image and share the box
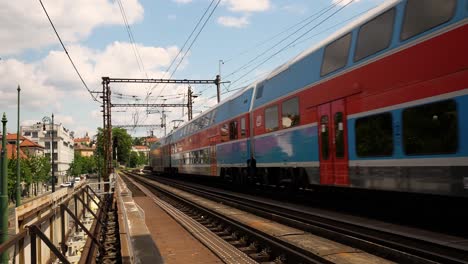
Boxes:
[116,174,223,264]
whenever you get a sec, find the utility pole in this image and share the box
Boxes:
[187,86,199,121]
[16,85,21,206]
[215,75,221,103]
[51,113,55,193]
[1,113,9,263]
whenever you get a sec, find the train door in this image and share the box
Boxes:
[209,136,217,176]
[317,99,349,185]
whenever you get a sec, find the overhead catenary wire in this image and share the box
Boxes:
[152,0,222,103]
[228,0,355,88]
[37,0,100,103]
[116,0,147,77]
[223,0,345,81]
[223,1,339,64]
[146,0,217,100]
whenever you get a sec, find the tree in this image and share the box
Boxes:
[132,137,144,146]
[138,152,148,166]
[96,127,132,165]
[128,151,139,168]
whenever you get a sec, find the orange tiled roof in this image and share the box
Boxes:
[146,137,158,143]
[133,145,149,150]
[0,144,28,159]
[74,137,90,143]
[20,138,44,149]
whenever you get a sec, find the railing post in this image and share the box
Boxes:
[60,205,66,254]
[74,194,78,232]
[30,232,36,264]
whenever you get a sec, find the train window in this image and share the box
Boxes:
[320,115,329,160]
[221,123,229,142]
[256,84,264,99]
[240,117,246,137]
[229,121,238,140]
[355,8,395,62]
[334,112,345,158]
[355,113,393,157]
[265,105,279,132]
[401,0,456,41]
[282,97,300,129]
[321,33,351,76]
[403,100,458,155]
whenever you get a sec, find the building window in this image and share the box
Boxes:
[53,142,58,149]
[401,0,456,41]
[282,97,300,129]
[24,131,31,136]
[403,100,458,155]
[240,117,246,137]
[355,113,393,157]
[32,132,38,138]
[321,33,352,76]
[320,115,329,160]
[45,142,50,149]
[229,121,238,140]
[355,8,395,62]
[334,112,345,158]
[265,105,279,132]
[53,153,58,161]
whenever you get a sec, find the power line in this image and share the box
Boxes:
[153,0,222,102]
[229,0,354,87]
[116,0,147,77]
[146,0,217,99]
[224,0,344,81]
[223,1,338,64]
[38,0,100,103]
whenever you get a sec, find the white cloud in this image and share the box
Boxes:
[222,0,271,12]
[0,0,144,55]
[282,4,307,15]
[332,0,361,6]
[0,42,182,136]
[217,16,250,28]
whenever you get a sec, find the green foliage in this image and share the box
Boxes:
[68,153,98,176]
[128,151,148,168]
[128,151,139,168]
[132,137,144,146]
[138,152,148,165]
[5,155,51,201]
[96,127,132,165]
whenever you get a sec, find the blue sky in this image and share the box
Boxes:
[0,0,384,139]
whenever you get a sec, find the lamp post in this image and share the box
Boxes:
[16,85,21,207]
[42,114,55,193]
[1,113,9,263]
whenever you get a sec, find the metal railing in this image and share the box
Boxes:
[0,183,111,264]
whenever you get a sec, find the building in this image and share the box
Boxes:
[21,122,74,183]
[144,136,159,146]
[74,133,91,147]
[132,145,150,156]
[74,133,95,157]
[1,133,45,157]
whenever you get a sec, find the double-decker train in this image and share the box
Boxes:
[150,0,468,197]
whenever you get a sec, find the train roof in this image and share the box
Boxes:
[160,0,402,141]
[262,0,401,84]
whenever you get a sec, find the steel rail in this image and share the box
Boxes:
[122,171,333,264]
[137,173,468,264]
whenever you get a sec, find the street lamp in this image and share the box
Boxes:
[42,114,55,193]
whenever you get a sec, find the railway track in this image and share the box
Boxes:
[122,171,468,264]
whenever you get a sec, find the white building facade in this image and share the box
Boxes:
[21,122,75,183]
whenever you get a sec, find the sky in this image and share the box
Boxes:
[0,0,385,139]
